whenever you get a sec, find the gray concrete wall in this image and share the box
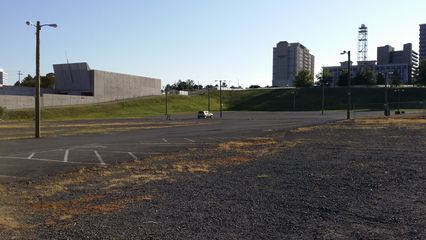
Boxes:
[93,70,161,101]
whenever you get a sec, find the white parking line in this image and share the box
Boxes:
[27,153,36,159]
[0,156,98,165]
[64,149,69,163]
[162,138,168,143]
[94,151,106,165]
[184,138,195,143]
[128,152,138,161]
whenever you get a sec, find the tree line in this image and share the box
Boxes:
[14,73,55,89]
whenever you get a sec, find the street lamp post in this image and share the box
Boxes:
[293,90,297,111]
[341,51,351,120]
[215,80,226,118]
[207,86,211,112]
[26,21,57,138]
[165,86,168,119]
[384,72,393,116]
[321,82,326,115]
[394,88,405,114]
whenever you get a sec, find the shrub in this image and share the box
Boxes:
[0,107,6,119]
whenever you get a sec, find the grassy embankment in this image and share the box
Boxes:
[3,87,426,121]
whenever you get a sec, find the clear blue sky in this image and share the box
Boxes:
[1,0,425,87]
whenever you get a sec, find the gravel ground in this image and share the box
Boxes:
[1,117,426,239]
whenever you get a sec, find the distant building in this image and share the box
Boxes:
[0,69,6,86]
[0,63,161,110]
[420,24,426,61]
[272,41,315,87]
[53,62,161,99]
[324,43,418,86]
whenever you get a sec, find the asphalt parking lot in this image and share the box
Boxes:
[0,111,367,182]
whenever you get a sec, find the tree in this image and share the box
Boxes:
[167,79,202,91]
[316,68,331,86]
[353,69,375,86]
[376,73,385,85]
[20,74,35,87]
[391,71,402,87]
[416,60,426,86]
[249,85,260,89]
[294,70,314,87]
[41,73,55,89]
[15,73,55,89]
[337,70,349,86]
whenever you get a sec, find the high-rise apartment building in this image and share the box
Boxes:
[272,41,315,87]
[420,24,426,61]
[0,69,5,86]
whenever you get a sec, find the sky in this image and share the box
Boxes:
[0,0,425,87]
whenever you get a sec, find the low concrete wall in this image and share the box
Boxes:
[0,94,97,110]
[0,86,55,96]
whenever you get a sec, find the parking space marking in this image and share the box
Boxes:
[162,138,168,143]
[27,152,36,159]
[0,156,98,165]
[94,151,106,165]
[184,138,195,143]
[128,152,138,161]
[64,149,69,163]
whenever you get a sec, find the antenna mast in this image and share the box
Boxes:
[358,24,368,62]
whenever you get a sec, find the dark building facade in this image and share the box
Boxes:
[324,43,418,86]
[420,24,426,61]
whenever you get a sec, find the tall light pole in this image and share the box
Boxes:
[394,88,404,114]
[165,86,168,119]
[384,71,393,116]
[215,80,226,118]
[321,81,325,115]
[292,90,297,111]
[341,50,351,120]
[26,21,57,138]
[207,86,211,112]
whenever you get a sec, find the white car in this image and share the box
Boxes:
[197,111,213,119]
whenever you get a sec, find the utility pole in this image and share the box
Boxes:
[17,71,23,83]
[26,20,57,138]
[35,21,41,138]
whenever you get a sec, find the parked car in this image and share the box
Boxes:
[197,111,213,119]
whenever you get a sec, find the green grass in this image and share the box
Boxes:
[3,87,426,121]
[5,94,221,121]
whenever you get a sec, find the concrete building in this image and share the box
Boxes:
[324,43,418,86]
[53,63,161,99]
[420,24,426,61]
[0,63,161,109]
[272,41,315,87]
